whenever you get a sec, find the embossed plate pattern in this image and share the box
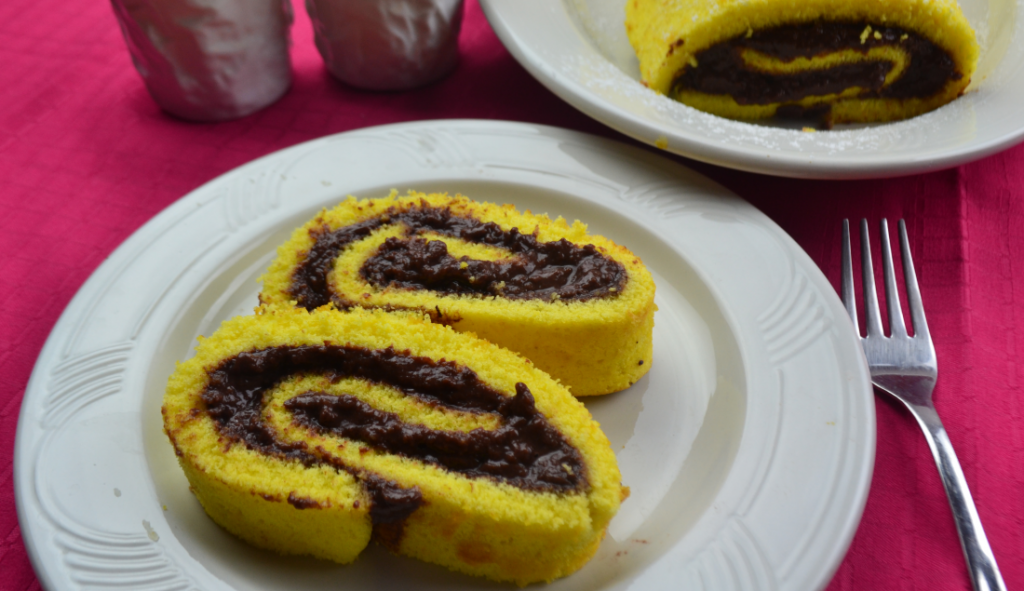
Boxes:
[15,121,874,591]
[479,0,1024,178]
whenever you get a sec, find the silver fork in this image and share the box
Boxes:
[841,219,1006,591]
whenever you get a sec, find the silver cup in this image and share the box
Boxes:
[306,0,463,91]
[111,0,293,121]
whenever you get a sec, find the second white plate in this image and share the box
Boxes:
[481,0,1024,178]
[16,120,874,591]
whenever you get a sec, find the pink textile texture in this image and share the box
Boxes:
[1,0,1022,589]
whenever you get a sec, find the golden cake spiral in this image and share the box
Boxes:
[259,191,656,397]
[162,307,624,584]
[625,0,979,125]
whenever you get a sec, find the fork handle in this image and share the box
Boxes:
[905,402,1007,591]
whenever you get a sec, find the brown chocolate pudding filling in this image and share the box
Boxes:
[673,22,962,125]
[288,205,627,310]
[201,343,587,545]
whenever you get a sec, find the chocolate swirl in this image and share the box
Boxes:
[289,205,627,310]
[673,22,961,120]
[201,343,588,525]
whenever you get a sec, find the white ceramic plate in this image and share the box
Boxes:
[479,0,1024,179]
[15,120,874,591]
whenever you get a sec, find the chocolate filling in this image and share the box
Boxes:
[200,344,587,536]
[288,205,626,310]
[673,22,961,116]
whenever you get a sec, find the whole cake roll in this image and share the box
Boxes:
[625,0,979,125]
[162,307,624,584]
[259,191,656,397]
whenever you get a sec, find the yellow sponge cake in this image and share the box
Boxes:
[625,0,979,126]
[259,191,656,396]
[162,307,624,585]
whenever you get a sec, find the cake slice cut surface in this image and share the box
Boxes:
[162,307,624,585]
[259,191,657,396]
[625,0,980,126]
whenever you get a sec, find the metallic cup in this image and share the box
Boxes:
[305,0,463,91]
[111,0,293,121]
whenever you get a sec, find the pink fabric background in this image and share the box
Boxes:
[1,0,1022,589]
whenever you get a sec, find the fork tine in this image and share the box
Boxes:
[841,219,859,332]
[880,219,907,338]
[899,220,930,338]
[860,219,885,338]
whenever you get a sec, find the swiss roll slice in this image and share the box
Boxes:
[259,191,657,396]
[162,307,625,585]
[626,0,979,125]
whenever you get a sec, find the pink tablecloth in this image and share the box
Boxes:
[1,1,1021,589]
